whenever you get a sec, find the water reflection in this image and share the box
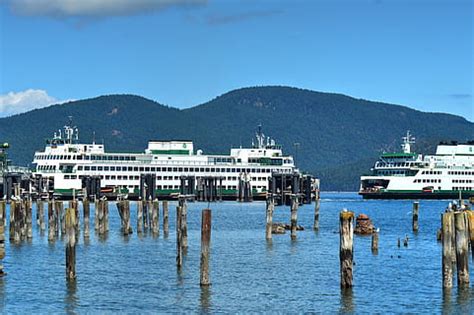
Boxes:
[200,285,212,313]
[265,238,273,252]
[64,280,78,314]
[0,277,5,310]
[340,288,354,314]
[441,288,452,315]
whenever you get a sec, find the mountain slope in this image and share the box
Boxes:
[1,86,472,190]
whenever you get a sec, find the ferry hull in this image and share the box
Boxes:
[359,191,474,200]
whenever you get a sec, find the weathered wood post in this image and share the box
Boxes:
[313,198,320,231]
[0,201,6,276]
[200,209,212,286]
[181,198,188,248]
[9,201,15,242]
[176,205,183,268]
[454,211,469,286]
[20,200,27,240]
[163,200,169,237]
[290,195,298,240]
[104,200,109,232]
[65,207,76,280]
[442,212,454,288]
[98,199,107,236]
[94,199,99,231]
[152,199,159,236]
[466,210,474,258]
[37,200,45,230]
[340,210,354,289]
[412,201,419,232]
[265,195,274,240]
[48,200,55,242]
[83,198,90,238]
[26,200,33,239]
[371,231,379,253]
[137,200,143,234]
[55,201,63,236]
[14,200,22,243]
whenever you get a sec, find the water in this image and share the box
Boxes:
[1,193,473,313]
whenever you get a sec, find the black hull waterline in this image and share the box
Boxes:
[359,191,474,200]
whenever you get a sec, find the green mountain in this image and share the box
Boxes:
[0,86,472,191]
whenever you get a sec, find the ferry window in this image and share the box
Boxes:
[64,175,70,179]
[85,166,90,171]
[216,168,220,172]
[145,167,150,172]
[210,168,215,172]
[200,168,204,172]
[189,168,194,172]
[85,156,90,160]
[205,168,210,172]
[151,167,156,172]
[68,156,72,160]
[110,167,115,171]
[105,176,110,180]
[98,166,103,171]
[118,175,122,180]
[237,159,241,163]
[134,167,138,172]
[178,167,183,172]
[91,166,97,171]
[125,156,130,161]
[119,156,125,161]
[71,175,77,179]
[78,166,83,171]
[157,176,162,180]
[247,169,251,173]
[139,167,144,172]
[134,176,139,180]
[123,176,128,180]
[107,156,112,160]
[172,167,177,172]
[128,167,133,171]
[157,185,162,189]
[111,175,116,180]
[104,166,109,171]
[113,156,118,161]
[232,168,236,172]
[131,157,136,161]
[91,156,96,160]
[184,168,188,172]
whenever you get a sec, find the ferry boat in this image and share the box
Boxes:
[32,120,300,199]
[359,132,474,199]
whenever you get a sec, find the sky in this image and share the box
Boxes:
[0,0,472,121]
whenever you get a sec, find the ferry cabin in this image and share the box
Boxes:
[360,141,474,199]
[33,135,296,198]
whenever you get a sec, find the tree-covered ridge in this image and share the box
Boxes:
[0,86,472,191]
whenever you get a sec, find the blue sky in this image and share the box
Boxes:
[0,0,472,121]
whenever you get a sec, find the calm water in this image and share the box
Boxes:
[0,193,473,313]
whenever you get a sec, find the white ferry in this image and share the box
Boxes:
[359,132,474,199]
[32,120,298,199]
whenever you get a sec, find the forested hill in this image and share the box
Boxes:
[1,86,472,190]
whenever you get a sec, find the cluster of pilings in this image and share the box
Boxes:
[441,202,473,289]
[237,173,252,202]
[268,172,313,206]
[8,199,33,243]
[196,177,223,202]
[0,201,5,276]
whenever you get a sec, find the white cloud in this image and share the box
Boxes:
[0,89,71,117]
[6,0,207,18]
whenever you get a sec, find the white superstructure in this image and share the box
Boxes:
[359,131,474,199]
[32,121,296,197]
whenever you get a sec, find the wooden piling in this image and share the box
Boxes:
[137,200,143,234]
[313,198,320,231]
[412,201,419,232]
[83,199,90,238]
[181,200,188,248]
[454,211,469,286]
[20,200,26,240]
[200,209,212,286]
[9,201,15,242]
[265,196,274,240]
[442,212,454,288]
[48,200,55,242]
[65,207,76,280]
[290,195,298,240]
[14,200,21,243]
[163,201,169,237]
[371,231,379,253]
[152,199,159,236]
[0,201,6,276]
[37,200,45,230]
[26,200,32,239]
[94,199,99,231]
[340,210,354,289]
[98,200,106,236]
[176,205,183,268]
[54,201,63,236]
[466,211,474,258]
